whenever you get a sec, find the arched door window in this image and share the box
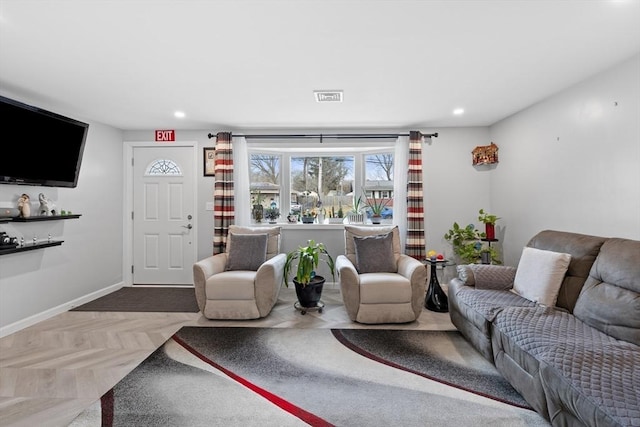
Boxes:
[145,159,183,176]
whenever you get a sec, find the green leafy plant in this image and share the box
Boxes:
[363,189,391,216]
[351,195,365,213]
[264,207,280,221]
[478,208,500,225]
[283,240,335,287]
[443,222,502,264]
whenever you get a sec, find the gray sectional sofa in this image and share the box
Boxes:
[448,230,639,427]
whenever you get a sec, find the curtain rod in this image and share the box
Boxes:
[206,132,438,140]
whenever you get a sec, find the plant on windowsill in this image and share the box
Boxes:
[283,240,336,308]
[301,208,316,224]
[252,190,265,223]
[363,189,391,224]
[264,207,280,224]
[347,195,365,224]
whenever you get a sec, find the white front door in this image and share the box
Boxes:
[132,145,196,285]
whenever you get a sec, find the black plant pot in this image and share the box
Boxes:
[293,276,325,308]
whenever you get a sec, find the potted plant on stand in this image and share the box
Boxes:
[444,222,502,265]
[478,208,500,240]
[283,240,335,314]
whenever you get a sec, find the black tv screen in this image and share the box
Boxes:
[0,95,89,188]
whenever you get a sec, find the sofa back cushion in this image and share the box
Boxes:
[573,238,640,345]
[227,225,281,259]
[344,225,401,267]
[527,230,606,312]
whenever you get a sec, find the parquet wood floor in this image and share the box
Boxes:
[0,286,455,427]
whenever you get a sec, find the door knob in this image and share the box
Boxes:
[182,224,193,229]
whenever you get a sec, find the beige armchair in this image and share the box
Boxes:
[336,225,427,324]
[193,225,286,319]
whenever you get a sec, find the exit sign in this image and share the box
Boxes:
[155,130,175,141]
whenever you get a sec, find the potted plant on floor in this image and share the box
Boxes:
[283,240,336,311]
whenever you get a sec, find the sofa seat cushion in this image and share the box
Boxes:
[454,287,536,324]
[358,273,412,304]
[540,342,640,427]
[493,306,640,427]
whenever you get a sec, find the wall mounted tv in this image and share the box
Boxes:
[0,95,89,188]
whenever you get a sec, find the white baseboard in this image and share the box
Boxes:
[0,282,125,338]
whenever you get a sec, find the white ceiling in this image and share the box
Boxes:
[1,0,639,131]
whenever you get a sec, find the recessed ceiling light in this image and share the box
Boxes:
[314,90,343,103]
[453,108,465,115]
[174,111,185,118]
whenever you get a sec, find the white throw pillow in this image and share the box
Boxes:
[512,247,572,307]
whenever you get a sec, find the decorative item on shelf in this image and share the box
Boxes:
[287,213,298,224]
[283,239,335,314]
[264,207,280,224]
[363,188,391,224]
[477,208,500,241]
[38,193,56,216]
[17,194,31,218]
[472,142,499,166]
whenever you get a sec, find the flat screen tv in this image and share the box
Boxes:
[0,95,89,188]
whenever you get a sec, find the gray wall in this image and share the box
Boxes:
[1,52,638,335]
[489,53,640,266]
[0,118,124,335]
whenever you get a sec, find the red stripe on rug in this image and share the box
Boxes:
[331,329,532,410]
[172,334,334,427]
[100,388,114,427]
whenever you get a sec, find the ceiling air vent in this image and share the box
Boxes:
[314,90,343,103]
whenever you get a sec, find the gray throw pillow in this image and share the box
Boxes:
[457,264,517,290]
[226,233,268,271]
[353,232,397,273]
[471,265,517,290]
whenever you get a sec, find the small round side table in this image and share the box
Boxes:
[423,258,452,312]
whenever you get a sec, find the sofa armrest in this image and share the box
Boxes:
[397,254,428,317]
[336,255,361,320]
[254,253,287,316]
[193,253,228,311]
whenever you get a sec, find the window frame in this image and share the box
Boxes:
[248,141,394,221]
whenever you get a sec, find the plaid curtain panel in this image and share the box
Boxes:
[405,130,426,260]
[213,132,235,255]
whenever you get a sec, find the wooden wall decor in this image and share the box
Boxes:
[472,142,499,165]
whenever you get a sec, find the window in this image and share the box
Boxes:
[248,143,394,222]
[291,155,354,217]
[364,152,394,219]
[249,154,281,214]
[145,159,182,176]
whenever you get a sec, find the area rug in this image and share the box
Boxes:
[70,327,549,427]
[70,286,199,312]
